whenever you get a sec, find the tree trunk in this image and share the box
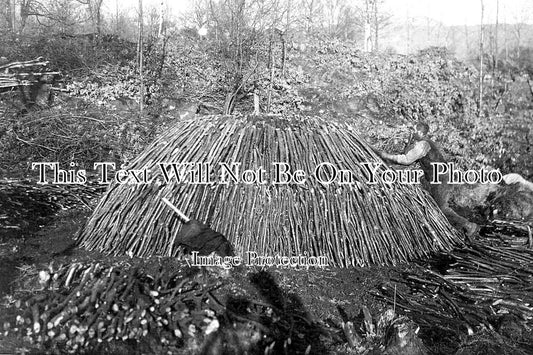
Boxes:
[19,0,30,34]
[87,0,102,35]
[115,0,119,34]
[253,92,260,114]
[158,0,164,37]
[267,32,272,69]
[464,23,469,56]
[282,0,289,76]
[494,0,499,72]
[373,0,378,51]
[306,0,314,35]
[266,32,274,113]
[138,0,144,114]
[405,7,411,53]
[504,7,508,63]
[5,0,13,33]
[281,32,286,77]
[96,3,102,34]
[11,0,16,33]
[363,0,372,52]
[426,17,430,45]
[514,26,521,60]
[479,0,484,117]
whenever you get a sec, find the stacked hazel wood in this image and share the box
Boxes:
[77,115,461,266]
[0,57,59,89]
[374,232,533,337]
[4,262,226,353]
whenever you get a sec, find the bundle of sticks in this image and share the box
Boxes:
[374,227,533,338]
[4,261,222,353]
[0,179,105,212]
[78,115,461,267]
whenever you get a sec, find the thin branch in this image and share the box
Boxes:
[14,134,57,152]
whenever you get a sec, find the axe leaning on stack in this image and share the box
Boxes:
[162,198,234,257]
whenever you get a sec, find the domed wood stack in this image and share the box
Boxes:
[77,115,461,267]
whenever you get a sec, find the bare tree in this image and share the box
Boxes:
[463,21,470,57]
[1,0,13,32]
[10,0,15,32]
[301,0,321,35]
[509,2,533,62]
[512,22,525,60]
[479,0,484,117]
[138,0,144,114]
[372,0,378,51]
[363,0,372,52]
[19,0,38,33]
[361,0,388,52]
[494,0,499,71]
[158,0,164,37]
[38,0,86,33]
[323,0,348,38]
[89,0,103,34]
[74,0,104,34]
[405,7,411,53]
[503,2,508,62]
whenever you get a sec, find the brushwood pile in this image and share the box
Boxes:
[78,114,461,267]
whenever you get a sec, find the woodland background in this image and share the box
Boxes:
[0,0,532,180]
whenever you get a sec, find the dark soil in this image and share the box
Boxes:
[0,182,532,355]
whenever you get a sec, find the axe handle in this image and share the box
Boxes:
[162,198,190,223]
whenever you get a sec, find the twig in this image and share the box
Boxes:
[70,115,106,124]
[14,134,57,152]
[393,284,396,315]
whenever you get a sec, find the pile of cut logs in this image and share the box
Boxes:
[3,261,226,353]
[374,222,533,338]
[0,57,59,89]
[0,57,61,107]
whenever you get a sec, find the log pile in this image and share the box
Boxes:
[78,114,462,267]
[374,223,533,342]
[0,57,60,89]
[0,179,105,214]
[3,261,323,354]
[3,261,229,353]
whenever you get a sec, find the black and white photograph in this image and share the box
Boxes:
[0,0,532,353]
